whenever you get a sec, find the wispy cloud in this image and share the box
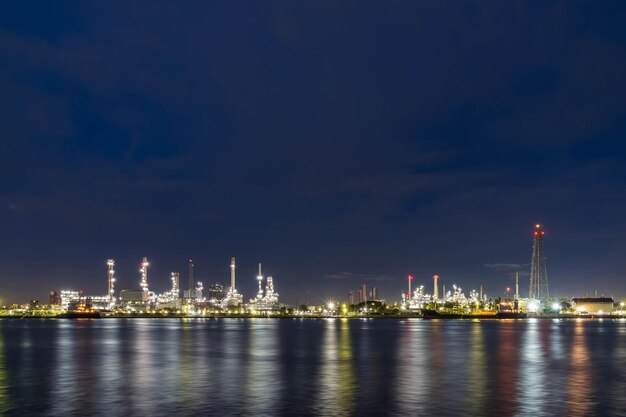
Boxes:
[325,272,397,282]
[484,263,524,271]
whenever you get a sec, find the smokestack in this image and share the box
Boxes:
[257,262,263,299]
[230,257,236,290]
[515,271,519,300]
[188,259,194,299]
[433,275,439,301]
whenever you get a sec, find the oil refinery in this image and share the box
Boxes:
[37,255,282,317]
[3,224,626,319]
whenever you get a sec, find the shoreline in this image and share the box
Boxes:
[1,313,624,320]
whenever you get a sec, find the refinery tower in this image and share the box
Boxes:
[528,224,549,300]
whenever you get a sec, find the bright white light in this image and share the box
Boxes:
[552,302,561,311]
[528,300,540,312]
[328,302,335,310]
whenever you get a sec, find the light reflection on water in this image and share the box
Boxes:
[1,318,625,416]
[0,322,10,414]
[316,319,356,416]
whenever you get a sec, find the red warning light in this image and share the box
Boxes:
[408,275,414,280]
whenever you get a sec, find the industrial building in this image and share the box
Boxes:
[207,283,225,302]
[358,284,367,304]
[573,297,614,314]
[120,290,150,311]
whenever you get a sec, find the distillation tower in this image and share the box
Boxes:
[188,259,194,301]
[171,272,179,300]
[107,259,116,309]
[249,262,280,310]
[140,257,149,293]
[256,263,264,301]
[222,256,243,307]
[262,276,279,306]
[528,224,549,300]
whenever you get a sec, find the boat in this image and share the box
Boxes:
[60,301,102,318]
[422,307,525,319]
[421,309,471,319]
[494,311,527,319]
[60,311,102,319]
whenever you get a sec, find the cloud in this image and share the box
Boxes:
[484,263,524,271]
[324,272,397,282]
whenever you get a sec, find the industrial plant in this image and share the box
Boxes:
[35,255,282,317]
[2,224,625,319]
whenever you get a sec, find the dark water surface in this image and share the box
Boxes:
[1,318,626,416]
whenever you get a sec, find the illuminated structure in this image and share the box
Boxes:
[188,259,194,301]
[405,284,432,310]
[231,257,235,288]
[408,275,413,298]
[468,289,481,305]
[528,224,549,301]
[140,257,149,293]
[222,257,243,307]
[49,290,61,306]
[207,283,225,304]
[195,281,203,299]
[256,263,264,301]
[60,290,81,309]
[171,272,180,300]
[155,271,182,307]
[249,263,280,311]
[107,259,116,309]
[572,297,614,314]
[262,276,279,306]
[120,289,149,310]
[433,275,439,301]
[442,284,469,306]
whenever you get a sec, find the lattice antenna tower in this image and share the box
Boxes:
[528,224,549,300]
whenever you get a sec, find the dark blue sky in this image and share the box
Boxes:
[2,2,626,304]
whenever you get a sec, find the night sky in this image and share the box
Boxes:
[2,2,626,304]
